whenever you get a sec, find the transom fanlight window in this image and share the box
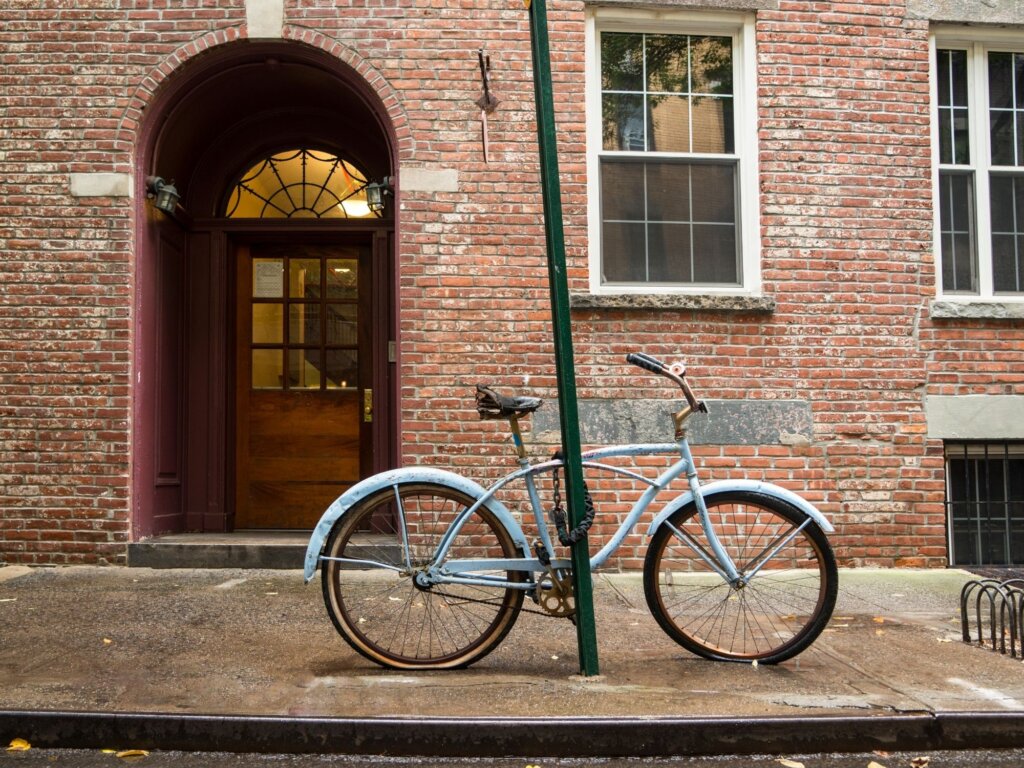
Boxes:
[225,148,379,219]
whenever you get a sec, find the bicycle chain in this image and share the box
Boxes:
[430,587,577,619]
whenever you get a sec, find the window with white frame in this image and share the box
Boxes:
[587,12,759,293]
[934,37,1024,297]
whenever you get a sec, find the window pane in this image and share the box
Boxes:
[691,96,734,153]
[289,303,320,346]
[938,171,977,293]
[647,223,692,282]
[989,52,1024,166]
[989,52,1015,110]
[600,161,646,221]
[326,260,358,299]
[601,32,643,92]
[647,94,690,153]
[325,350,358,390]
[691,164,737,223]
[693,224,739,283]
[646,162,692,221]
[991,110,1015,165]
[326,304,358,346]
[690,36,733,95]
[645,35,689,93]
[252,350,283,389]
[990,174,1024,292]
[937,49,968,107]
[252,303,283,344]
[603,94,646,151]
[289,258,320,298]
[992,234,1024,292]
[602,221,646,282]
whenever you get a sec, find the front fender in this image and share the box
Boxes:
[646,479,835,537]
[303,467,530,583]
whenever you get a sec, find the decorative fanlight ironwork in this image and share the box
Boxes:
[224,149,384,219]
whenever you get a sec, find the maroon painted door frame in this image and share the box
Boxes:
[132,40,399,539]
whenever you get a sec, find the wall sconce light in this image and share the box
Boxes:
[146,176,181,215]
[365,176,393,213]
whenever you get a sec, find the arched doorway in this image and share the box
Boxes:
[133,42,397,540]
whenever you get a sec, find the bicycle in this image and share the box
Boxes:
[303,352,838,670]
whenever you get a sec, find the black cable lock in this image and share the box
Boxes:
[549,451,596,546]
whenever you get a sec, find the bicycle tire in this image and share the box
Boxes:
[643,490,837,664]
[321,482,524,669]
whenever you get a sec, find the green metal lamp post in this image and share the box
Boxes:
[525,0,600,677]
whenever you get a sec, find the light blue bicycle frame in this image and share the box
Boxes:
[408,435,820,593]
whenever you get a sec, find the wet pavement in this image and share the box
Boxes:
[1,565,1023,755]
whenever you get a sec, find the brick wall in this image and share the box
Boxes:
[0,0,1017,567]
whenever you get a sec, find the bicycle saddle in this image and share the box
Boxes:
[475,384,543,419]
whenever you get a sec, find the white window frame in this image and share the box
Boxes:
[585,8,761,296]
[932,27,1024,302]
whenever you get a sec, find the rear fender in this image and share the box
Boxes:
[303,467,530,582]
[646,479,835,537]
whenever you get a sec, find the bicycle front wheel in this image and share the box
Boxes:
[643,491,837,664]
[321,482,524,670]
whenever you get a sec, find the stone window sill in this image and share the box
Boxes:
[569,293,776,313]
[931,300,1024,321]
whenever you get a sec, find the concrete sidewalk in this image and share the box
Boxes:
[1,565,1023,755]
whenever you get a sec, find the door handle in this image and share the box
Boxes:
[363,388,373,423]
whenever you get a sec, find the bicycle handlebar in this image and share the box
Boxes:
[626,352,705,414]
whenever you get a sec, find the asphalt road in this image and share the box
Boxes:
[4,751,1024,767]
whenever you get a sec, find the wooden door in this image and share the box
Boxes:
[235,242,370,528]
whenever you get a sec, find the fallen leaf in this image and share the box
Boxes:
[937,637,952,643]
[752,660,759,668]
[265,592,278,596]
[875,629,885,636]
[102,749,118,754]
[867,761,887,768]
[776,759,804,768]
[910,758,930,768]
[551,655,559,660]
[872,751,890,757]
[103,638,113,645]
[0,598,17,603]
[6,738,30,752]
[873,617,886,624]
[116,749,149,759]
[833,616,854,621]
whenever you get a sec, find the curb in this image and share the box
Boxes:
[3,711,1024,756]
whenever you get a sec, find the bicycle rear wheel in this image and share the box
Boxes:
[643,491,837,664]
[321,482,524,669]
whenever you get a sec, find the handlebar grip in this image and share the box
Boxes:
[626,352,666,374]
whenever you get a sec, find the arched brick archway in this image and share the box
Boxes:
[132,40,400,539]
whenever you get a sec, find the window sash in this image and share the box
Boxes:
[588,11,758,294]
[934,39,1024,297]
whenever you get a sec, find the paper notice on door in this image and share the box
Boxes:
[253,260,284,298]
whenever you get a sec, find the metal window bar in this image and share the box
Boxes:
[946,442,1024,566]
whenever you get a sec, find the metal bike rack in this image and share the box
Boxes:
[961,577,1024,657]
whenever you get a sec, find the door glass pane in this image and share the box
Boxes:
[252,258,284,298]
[289,303,321,345]
[252,303,283,344]
[251,350,283,389]
[325,350,359,390]
[288,350,321,389]
[326,304,358,346]
[290,259,321,298]
[326,260,358,299]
